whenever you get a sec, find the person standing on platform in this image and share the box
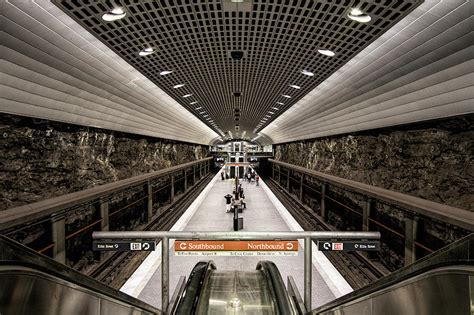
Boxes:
[256,174,260,186]
[221,171,225,180]
[247,172,251,183]
[239,186,244,199]
[224,193,233,212]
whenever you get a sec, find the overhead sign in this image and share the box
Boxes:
[317,241,380,252]
[93,240,156,251]
[175,240,298,256]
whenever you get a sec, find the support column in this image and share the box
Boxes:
[51,212,66,264]
[299,174,304,201]
[362,198,372,231]
[100,199,110,231]
[404,215,418,266]
[320,183,327,220]
[272,164,275,179]
[146,181,153,220]
[278,167,282,185]
[193,165,196,185]
[162,237,170,313]
[170,175,175,202]
[304,237,312,311]
[199,163,202,179]
[286,169,290,191]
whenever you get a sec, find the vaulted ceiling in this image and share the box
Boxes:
[2,1,471,146]
[52,0,422,141]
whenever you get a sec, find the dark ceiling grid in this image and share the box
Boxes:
[53,0,421,141]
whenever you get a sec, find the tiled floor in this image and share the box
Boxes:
[133,175,341,310]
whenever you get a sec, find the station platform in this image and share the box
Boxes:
[120,171,353,309]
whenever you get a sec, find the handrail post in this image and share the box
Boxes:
[184,170,188,191]
[404,214,418,266]
[304,236,312,311]
[299,174,304,201]
[362,198,372,231]
[146,181,153,220]
[170,175,175,202]
[162,236,170,313]
[320,183,327,220]
[286,169,290,191]
[51,212,66,264]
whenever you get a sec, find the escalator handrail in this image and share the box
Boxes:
[312,233,474,314]
[257,260,295,315]
[0,236,161,314]
[174,260,216,314]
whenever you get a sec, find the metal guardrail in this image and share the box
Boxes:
[0,158,213,265]
[93,230,381,312]
[0,157,213,230]
[269,159,473,231]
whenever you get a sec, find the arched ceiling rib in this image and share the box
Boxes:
[261,0,473,143]
[0,1,218,145]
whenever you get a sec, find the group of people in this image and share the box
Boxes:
[224,183,247,213]
[245,169,260,186]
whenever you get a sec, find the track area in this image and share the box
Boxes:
[87,173,215,289]
[265,177,389,289]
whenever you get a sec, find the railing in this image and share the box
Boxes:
[0,235,162,314]
[267,159,473,268]
[0,158,213,265]
[93,230,381,312]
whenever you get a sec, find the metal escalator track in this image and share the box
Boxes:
[173,261,298,315]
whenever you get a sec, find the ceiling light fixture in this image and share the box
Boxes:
[318,49,336,57]
[194,106,202,110]
[282,95,291,98]
[173,84,185,89]
[160,70,173,76]
[190,102,198,105]
[301,70,314,77]
[289,84,301,89]
[348,8,372,23]
[199,111,206,114]
[139,47,155,56]
[269,112,275,114]
[183,94,192,98]
[102,7,126,21]
[272,107,280,110]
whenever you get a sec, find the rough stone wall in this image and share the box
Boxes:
[274,115,474,211]
[0,114,209,210]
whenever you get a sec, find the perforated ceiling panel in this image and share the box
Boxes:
[53,0,422,141]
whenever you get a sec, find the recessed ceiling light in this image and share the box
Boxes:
[282,95,291,98]
[348,8,372,23]
[102,7,126,21]
[203,115,209,117]
[139,47,155,56]
[191,102,198,105]
[160,70,173,76]
[276,102,284,106]
[183,94,192,98]
[269,112,275,114]
[272,107,280,110]
[289,84,301,89]
[199,111,206,114]
[173,84,185,89]
[318,49,336,57]
[195,106,202,109]
[301,70,314,77]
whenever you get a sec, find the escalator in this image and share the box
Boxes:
[0,235,161,315]
[311,234,474,315]
[171,261,298,314]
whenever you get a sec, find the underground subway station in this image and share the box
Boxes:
[0,0,473,314]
